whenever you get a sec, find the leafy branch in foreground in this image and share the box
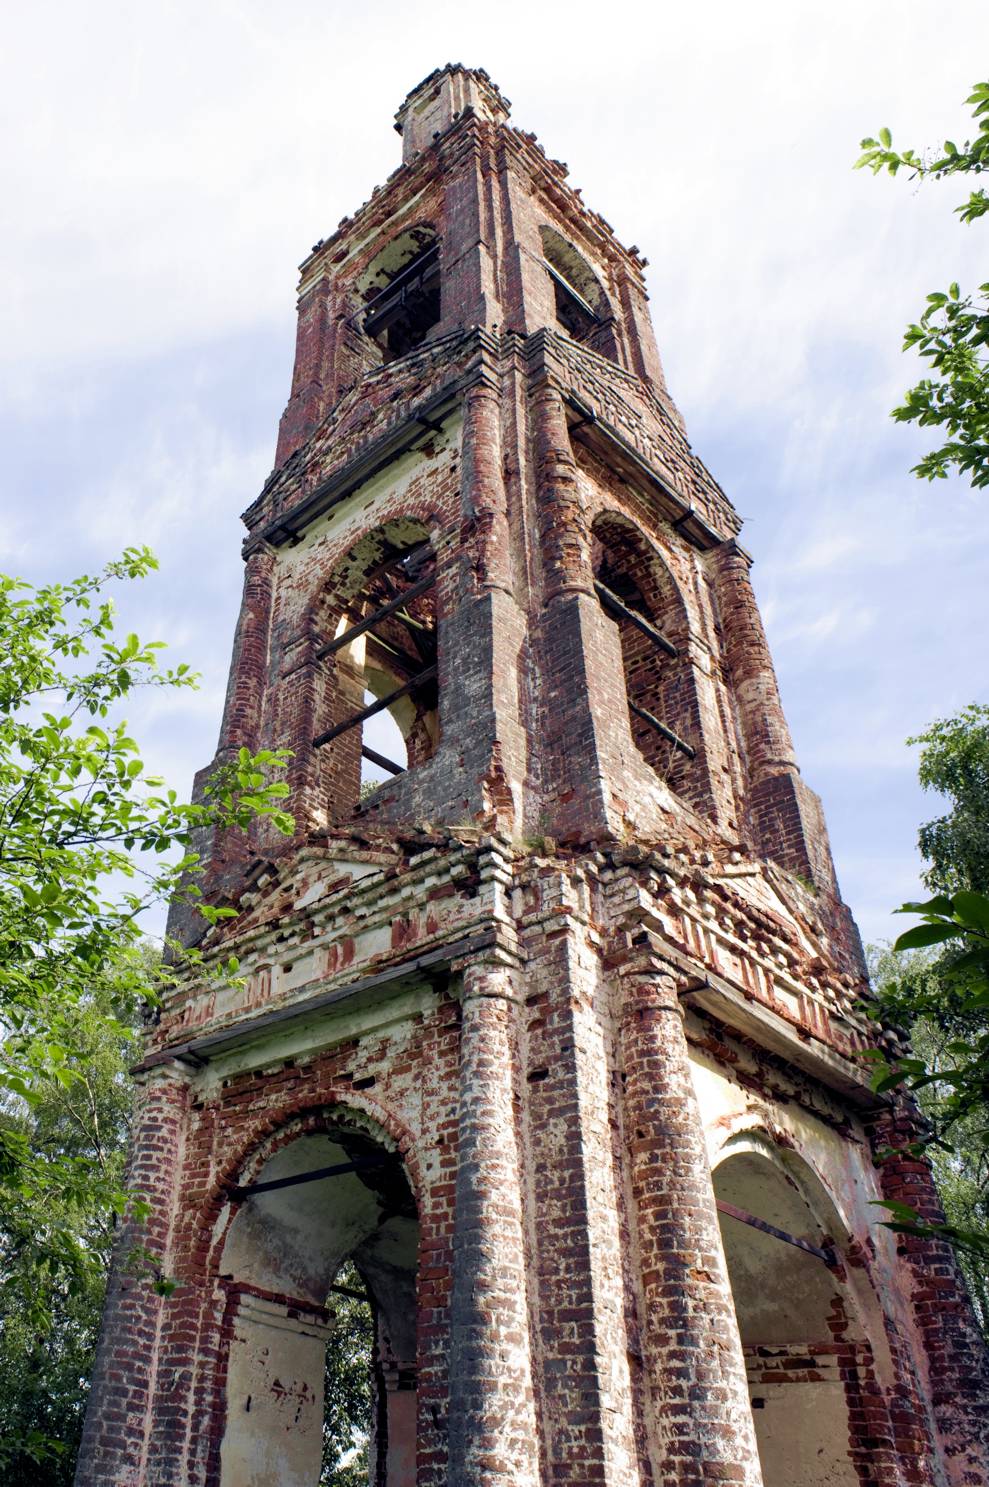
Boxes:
[855,82,989,488]
[867,888,989,1268]
[0,547,292,1275]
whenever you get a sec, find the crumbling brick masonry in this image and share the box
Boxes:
[76,66,988,1487]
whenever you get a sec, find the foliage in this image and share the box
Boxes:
[0,957,139,1484]
[321,1264,374,1486]
[0,547,291,1278]
[908,703,989,895]
[866,702,989,1301]
[855,82,989,488]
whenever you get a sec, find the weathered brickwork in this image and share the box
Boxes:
[77,65,987,1487]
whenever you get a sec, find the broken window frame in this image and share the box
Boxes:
[543,258,602,342]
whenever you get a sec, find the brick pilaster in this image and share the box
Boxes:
[868,1103,989,1487]
[448,958,541,1486]
[530,381,592,600]
[462,379,513,594]
[74,1062,193,1487]
[618,950,764,1487]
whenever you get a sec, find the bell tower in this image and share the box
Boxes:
[77,66,987,1487]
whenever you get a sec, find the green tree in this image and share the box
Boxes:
[0,953,140,1484]
[868,705,989,1296]
[0,547,291,1276]
[321,1264,374,1486]
[856,82,989,488]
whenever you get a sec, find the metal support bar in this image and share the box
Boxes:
[313,665,437,749]
[362,744,404,776]
[543,260,600,322]
[716,1199,838,1268]
[328,1282,370,1304]
[316,571,436,660]
[230,1154,394,1201]
[628,700,696,760]
[594,580,678,658]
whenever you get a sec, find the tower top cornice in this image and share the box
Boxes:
[394,64,511,163]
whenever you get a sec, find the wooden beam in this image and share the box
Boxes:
[316,571,435,660]
[594,579,678,658]
[313,666,437,749]
[628,700,695,759]
[716,1199,838,1267]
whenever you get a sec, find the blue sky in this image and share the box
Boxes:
[2,0,987,947]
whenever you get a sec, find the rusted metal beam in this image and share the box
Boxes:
[628,700,695,760]
[316,571,436,661]
[716,1198,838,1268]
[230,1154,394,1202]
[361,745,404,777]
[594,580,678,658]
[313,666,437,749]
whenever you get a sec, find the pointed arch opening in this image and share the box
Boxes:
[313,521,439,815]
[217,1117,419,1487]
[714,1139,891,1487]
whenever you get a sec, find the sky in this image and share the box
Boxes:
[2,0,988,948]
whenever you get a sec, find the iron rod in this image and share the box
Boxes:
[316,571,435,660]
[628,700,696,759]
[361,744,404,776]
[594,580,678,658]
[716,1199,838,1267]
[313,665,437,749]
[231,1154,393,1201]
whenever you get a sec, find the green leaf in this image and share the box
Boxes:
[893,922,962,951]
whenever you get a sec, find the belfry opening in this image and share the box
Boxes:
[75,63,989,1487]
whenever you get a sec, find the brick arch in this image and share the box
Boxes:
[710,1127,918,1487]
[199,1092,425,1487]
[539,223,621,362]
[306,517,440,817]
[199,1090,426,1261]
[591,509,718,815]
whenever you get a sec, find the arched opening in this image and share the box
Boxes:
[358,226,440,363]
[217,1118,419,1487]
[312,522,439,814]
[539,226,616,358]
[714,1141,883,1487]
[592,513,712,811]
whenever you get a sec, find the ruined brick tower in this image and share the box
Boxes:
[78,67,988,1487]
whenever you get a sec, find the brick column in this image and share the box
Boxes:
[75,1061,193,1487]
[868,1103,989,1487]
[530,381,592,599]
[618,948,764,1487]
[711,539,795,784]
[462,378,512,594]
[217,540,276,758]
[448,958,540,1487]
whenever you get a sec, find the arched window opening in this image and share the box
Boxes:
[540,225,611,348]
[359,227,440,363]
[313,528,439,813]
[592,516,703,803]
[714,1146,874,1487]
[219,1123,419,1487]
